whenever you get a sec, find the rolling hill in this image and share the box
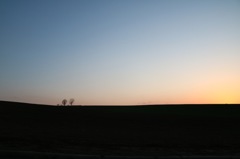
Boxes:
[0,101,240,156]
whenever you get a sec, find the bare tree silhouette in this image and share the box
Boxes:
[62,99,67,106]
[69,98,74,106]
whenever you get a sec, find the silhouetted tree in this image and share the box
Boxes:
[62,99,67,106]
[69,98,74,106]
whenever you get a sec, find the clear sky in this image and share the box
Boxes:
[0,0,239,105]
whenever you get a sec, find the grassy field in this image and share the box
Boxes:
[0,101,240,156]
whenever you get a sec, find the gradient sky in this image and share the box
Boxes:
[0,0,239,105]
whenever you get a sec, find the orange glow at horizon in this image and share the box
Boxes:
[205,86,240,104]
[152,74,240,104]
[202,77,240,104]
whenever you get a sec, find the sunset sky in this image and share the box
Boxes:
[0,0,239,105]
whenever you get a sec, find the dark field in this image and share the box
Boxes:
[0,101,240,156]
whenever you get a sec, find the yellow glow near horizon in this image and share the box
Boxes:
[206,86,239,104]
[195,76,239,104]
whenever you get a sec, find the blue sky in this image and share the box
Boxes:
[0,0,239,105]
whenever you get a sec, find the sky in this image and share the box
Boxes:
[0,0,239,105]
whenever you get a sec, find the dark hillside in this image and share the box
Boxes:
[0,101,240,155]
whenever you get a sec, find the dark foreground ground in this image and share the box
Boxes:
[0,101,240,156]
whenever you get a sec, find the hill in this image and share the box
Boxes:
[0,101,240,156]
